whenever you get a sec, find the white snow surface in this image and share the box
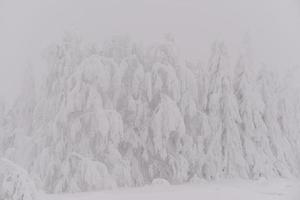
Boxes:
[42,179,300,200]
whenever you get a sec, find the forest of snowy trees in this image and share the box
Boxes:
[1,34,300,199]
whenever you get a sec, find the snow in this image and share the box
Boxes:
[42,179,300,200]
[0,158,37,200]
[1,34,300,196]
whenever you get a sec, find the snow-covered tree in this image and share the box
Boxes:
[234,42,279,178]
[258,69,299,177]
[29,35,132,192]
[204,41,248,178]
[0,158,37,200]
[149,94,189,183]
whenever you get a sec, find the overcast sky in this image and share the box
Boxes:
[0,0,300,104]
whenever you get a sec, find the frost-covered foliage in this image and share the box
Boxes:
[0,34,300,193]
[0,158,37,200]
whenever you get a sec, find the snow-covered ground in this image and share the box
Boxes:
[43,179,300,200]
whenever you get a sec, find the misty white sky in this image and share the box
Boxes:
[0,0,300,104]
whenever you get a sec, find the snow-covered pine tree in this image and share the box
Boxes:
[0,65,36,172]
[31,35,131,192]
[0,158,37,200]
[204,41,248,178]
[258,68,299,177]
[234,40,280,178]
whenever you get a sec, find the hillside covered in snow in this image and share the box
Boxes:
[1,34,300,199]
[43,178,300,200]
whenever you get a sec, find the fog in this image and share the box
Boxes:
[0,0,300,104]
